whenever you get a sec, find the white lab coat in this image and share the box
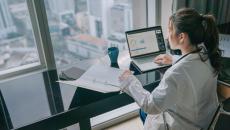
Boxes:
[120,51,219,130]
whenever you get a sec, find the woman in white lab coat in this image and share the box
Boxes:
[119,8,222,130]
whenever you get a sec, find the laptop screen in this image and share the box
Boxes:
[218,34,230,86]
[126,26,165,57]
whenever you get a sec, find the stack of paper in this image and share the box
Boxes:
[58,63,125,93]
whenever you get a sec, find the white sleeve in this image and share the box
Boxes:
[120,72,178,115]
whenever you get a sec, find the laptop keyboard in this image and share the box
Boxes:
[135,56,155,64]
[132,55,169,72]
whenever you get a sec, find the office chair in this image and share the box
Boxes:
[207,98,230,130]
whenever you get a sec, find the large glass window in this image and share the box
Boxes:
[0,0,40,73]
[44,0,134,68]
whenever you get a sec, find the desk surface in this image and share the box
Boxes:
[0,51,161,130]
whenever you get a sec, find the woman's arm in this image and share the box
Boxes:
[119,70,178,115]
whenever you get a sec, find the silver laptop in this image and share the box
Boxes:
[126,26,170,72]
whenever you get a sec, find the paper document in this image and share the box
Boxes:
[58,63,125,93]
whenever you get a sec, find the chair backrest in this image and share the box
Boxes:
[207,105,221,130]
[217,82,230,99]
[207,98,230,130]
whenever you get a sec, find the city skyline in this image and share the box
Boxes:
[0,0,133,72]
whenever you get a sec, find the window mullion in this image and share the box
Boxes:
[27,0,56,70]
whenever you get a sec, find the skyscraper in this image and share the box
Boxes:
[0,0,16,39]
[108,3,133,51]
[87,0,114,38]
[48,0,75,16]
[110,3,133,34]
[47,0,75,25]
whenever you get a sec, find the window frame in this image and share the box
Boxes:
[27,0,56,70]
[147,0,161,27]
[0,0,57,80]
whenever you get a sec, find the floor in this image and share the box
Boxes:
[104,116,144,130]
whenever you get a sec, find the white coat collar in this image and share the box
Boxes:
[173,43,208,65]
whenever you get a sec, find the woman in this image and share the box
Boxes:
[119,8,221,130]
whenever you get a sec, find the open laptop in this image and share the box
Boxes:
[126,26,170,73]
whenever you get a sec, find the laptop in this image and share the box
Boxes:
[125,26,170,73]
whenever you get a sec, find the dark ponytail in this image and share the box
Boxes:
[170,8,222,74]
[202,15,222,74]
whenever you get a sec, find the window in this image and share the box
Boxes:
[0,0,155,78]
[160,0,173,37]
[44,0,135,68]
[0,0,40,74]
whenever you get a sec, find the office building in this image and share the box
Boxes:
[0,0,16,39]
[108,3,133,50]
[75,0,87,12]
[76,12,90,34]
[67,34,107,58]
[47,0,75,16]
[110,3,133,34]
[87,0,113,38]
[9,3,32,30]
[47,0,75,25]
[108,32,127,51]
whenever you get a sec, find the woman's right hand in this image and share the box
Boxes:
[119,70,133,82]
[154,54,173,65]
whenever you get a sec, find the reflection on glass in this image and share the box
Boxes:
[0,0,39,71]
[44,0,133,68]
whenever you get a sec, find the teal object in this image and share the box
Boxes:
[108,47,119,68]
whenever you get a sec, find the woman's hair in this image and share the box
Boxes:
[170,8,222,74]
